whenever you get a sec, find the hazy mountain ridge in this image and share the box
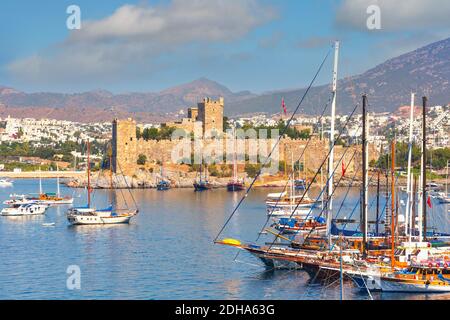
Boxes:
[0,37,449,122]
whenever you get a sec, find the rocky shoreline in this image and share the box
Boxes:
[62,171,436,189]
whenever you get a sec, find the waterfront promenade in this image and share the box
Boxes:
[0,171,85,179]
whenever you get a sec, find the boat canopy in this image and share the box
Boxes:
[97,206,113,212]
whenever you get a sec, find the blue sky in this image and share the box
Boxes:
[1,0,449,93]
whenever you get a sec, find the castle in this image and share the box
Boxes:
[161,97,224,137]
[112,97,379,177]
[113,97,225,175]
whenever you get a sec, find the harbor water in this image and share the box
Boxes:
[0,179,449,300]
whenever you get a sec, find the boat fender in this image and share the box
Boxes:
[444,263,449,269]
[436,262,441,268]
[428,262,433,268]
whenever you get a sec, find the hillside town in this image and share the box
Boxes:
[0,103,448,151]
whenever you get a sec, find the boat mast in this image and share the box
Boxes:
[375,169,380,235]
[422,97,427,241]
[233,128,238,183]
[391,140,396,269]
[87,140,91,208]
[56,163,60,197]
[291,150,295,213]
[405,93,415,241]
[446,160,449,196]
[327,40,339,245]
[39,166,43,195]
[362,94,368,258]
[339,234,344,301]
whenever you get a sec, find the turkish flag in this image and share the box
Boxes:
[427,196,432,208]
[281,97,287,115]
[342,161,346,177]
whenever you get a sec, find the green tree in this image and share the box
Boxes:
[137,154,147,165]
[244,164,261,178]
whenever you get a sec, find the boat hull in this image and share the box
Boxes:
[227,183,245,191]
[1,205,47,216]
[352,273,450,293]
[193,183,212,191]
[67,214,132,225]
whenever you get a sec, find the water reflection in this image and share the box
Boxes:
[0,179,449,299]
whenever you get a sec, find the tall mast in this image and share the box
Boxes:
[375,169,380,235]
[446,160,449,196]
[39,166,43,195]
[56,163,60,197]
[327,40,339,243]
[233,128,238,183]
[87,140,91,208]
[422,97,427,241]
[391,140,396,269]
[405,93,415,240]
[361,94,368,258]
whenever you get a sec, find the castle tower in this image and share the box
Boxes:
[112,118,137,176]
[197,97,224,137]
[188,107,199,120]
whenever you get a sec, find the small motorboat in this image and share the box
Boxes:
[157,180,171,191]
[1,203,48,216]
[42,222,56,227]
[0,179,13,187]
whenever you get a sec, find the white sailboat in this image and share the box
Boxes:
[67,140,138,225]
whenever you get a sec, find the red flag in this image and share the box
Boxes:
[342,161,346,177]
[281,97,287,115]
[427,196,432,208]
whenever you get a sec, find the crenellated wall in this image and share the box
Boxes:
[112,118,379,177]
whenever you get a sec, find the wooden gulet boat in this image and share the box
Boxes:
[193,164,212,191]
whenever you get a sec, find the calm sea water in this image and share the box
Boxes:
[0,179,449,300]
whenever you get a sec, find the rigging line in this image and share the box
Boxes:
[116,162,138,210]
[332,157,362,220]
[288,148,359,246]
[253,95,333,242]
[214,47,332,243]
[266,103,361,249]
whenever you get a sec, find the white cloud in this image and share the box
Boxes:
[336,0,450,31]
[8,0,276,87]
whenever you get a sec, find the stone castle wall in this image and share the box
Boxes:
[112,118,379,177]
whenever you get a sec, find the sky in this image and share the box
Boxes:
[1,0,450,94]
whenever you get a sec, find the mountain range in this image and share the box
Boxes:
[0,37,449,122]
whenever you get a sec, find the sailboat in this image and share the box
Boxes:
[5,167,73,205]
[347,97,450,293]
[157,160,171,191]
[67,140,138,225]
[227,128,245,191]
[193,164,212,191]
